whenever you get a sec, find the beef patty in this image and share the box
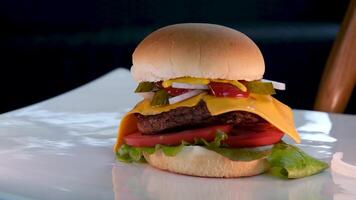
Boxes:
[135,101,264,134]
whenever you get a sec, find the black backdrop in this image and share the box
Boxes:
[0,0,354,113]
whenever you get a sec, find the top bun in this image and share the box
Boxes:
[131,23,265,82]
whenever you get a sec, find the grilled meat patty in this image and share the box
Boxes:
[135,101,264,134]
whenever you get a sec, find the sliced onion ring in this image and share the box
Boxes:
[331,152,356,178]
[261,79,286,90]
[169,90,204,104]
[172,82,209,90]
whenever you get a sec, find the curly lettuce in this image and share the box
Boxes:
[267,141,329,178]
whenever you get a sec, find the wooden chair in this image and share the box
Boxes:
[314,0,356,113]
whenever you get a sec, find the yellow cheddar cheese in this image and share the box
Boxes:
[162,77,210,88]
[114,94,301,151]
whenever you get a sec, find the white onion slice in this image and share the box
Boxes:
[261,79,286,90]
[331,152,356,178]
[172,82,209,90]
[169,90,203,104]
[139,92,154,99]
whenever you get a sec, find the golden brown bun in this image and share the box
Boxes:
[143,146,269,178]
[131,23,265,82]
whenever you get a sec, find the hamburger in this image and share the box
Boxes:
[114,23,327,178]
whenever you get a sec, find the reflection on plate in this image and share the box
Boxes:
[112,163,332,200]
[332,171,356,200]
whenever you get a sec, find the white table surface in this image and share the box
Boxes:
[0,68,355,200]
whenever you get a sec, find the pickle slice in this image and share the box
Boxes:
[247,81,276,95]
[134,82,155,93]
[150,90,169,106]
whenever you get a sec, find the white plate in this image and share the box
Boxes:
[0,68,355,200]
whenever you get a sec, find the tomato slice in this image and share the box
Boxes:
[224,124,284,147]
[124,123,283,148]
[164,87,191,96]
[124,125,233,147]
[209,82,249,98]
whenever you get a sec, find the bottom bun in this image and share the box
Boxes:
[143,146,270,178]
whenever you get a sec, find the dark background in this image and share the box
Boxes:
[0,0,354,114]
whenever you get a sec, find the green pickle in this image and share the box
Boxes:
[151,90,169,106]
[134,82,155,93]
[247,81,276,95]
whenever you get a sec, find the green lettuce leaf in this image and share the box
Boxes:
[116,144,155,163]
[193,130,228,148]
[116,131,328,179]
[208,147,270,161]
[156,143,185,156]
[267,142,328,178]
[116,143,185,163]
[192,131,270,161]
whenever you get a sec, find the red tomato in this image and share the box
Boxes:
[224,124,284,147]
[164,87,190,96]
[208,82,249,98]
[124,125,233,147]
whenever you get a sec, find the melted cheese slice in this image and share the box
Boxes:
[114,94,301,151]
